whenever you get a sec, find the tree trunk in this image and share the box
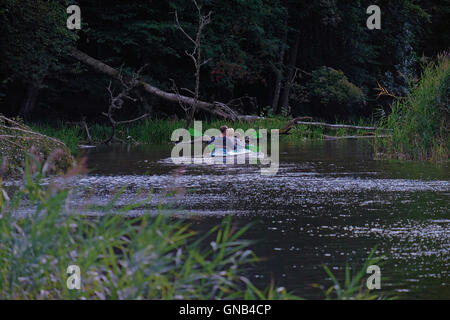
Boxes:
[279,30,301,112]
[294,121,390,132]
[19,82,41,117]
[68,49,258,121]
[272,27,288,115]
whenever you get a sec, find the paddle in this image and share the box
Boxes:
[249,130,263,139]
[188,128,203,137]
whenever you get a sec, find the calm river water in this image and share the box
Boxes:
[11,140,449,299]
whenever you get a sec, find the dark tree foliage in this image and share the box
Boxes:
[0,0,448,121]
[0,0,78,115]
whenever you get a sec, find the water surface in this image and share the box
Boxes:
[10,140,450,299]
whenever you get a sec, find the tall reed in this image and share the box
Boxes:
[375,53,449,161]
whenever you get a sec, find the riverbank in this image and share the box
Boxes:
[31,117,379,154]
[27,54,450,163]
[0,115,74,178]
[375,53,449,162]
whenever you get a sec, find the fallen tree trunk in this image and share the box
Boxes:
[322,134,391,140]
[295,121,389,132]
[0,115,67,147]
[279,117,313,134]
[69,49,260,121]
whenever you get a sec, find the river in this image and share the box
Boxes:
[7,139,449,299]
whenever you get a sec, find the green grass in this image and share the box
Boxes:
[321,247,392,300]
[29,122,82,155]
[375,53,449,161]
[30,116,379,155]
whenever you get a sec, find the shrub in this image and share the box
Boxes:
[307,67,366,118]
[375,52,449,161]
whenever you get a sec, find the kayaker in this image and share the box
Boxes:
[233,132,246,150]
[226,128,237,151]
[227,128,246,151]
[207,125,235,151]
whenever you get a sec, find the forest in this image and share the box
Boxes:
[1,0,448,122]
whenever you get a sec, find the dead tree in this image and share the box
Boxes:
[293,121,389,131]
[174,0,212,129]
[103,66,149,144]
[279,116,313,134]
[69,49,260,121]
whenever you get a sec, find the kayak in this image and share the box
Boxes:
[162,146,264,165]
[209,147,265,159]
[210,148,250,157]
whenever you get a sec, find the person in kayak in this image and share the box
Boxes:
[226,129,247,151]
[226,128,247,151]
[233,132,246,150]
[226,128,236,151]
[207,125,235,151]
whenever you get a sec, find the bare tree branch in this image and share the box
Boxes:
[174,11,196,45]
[102,67,149,144]
[173,0,213,129]
[69,49,262,121]
[115,113,149,125]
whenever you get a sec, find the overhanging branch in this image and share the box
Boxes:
[69,49,260,121]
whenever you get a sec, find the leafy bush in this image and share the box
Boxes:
[307,67,366,117]
[0,0,77,84]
